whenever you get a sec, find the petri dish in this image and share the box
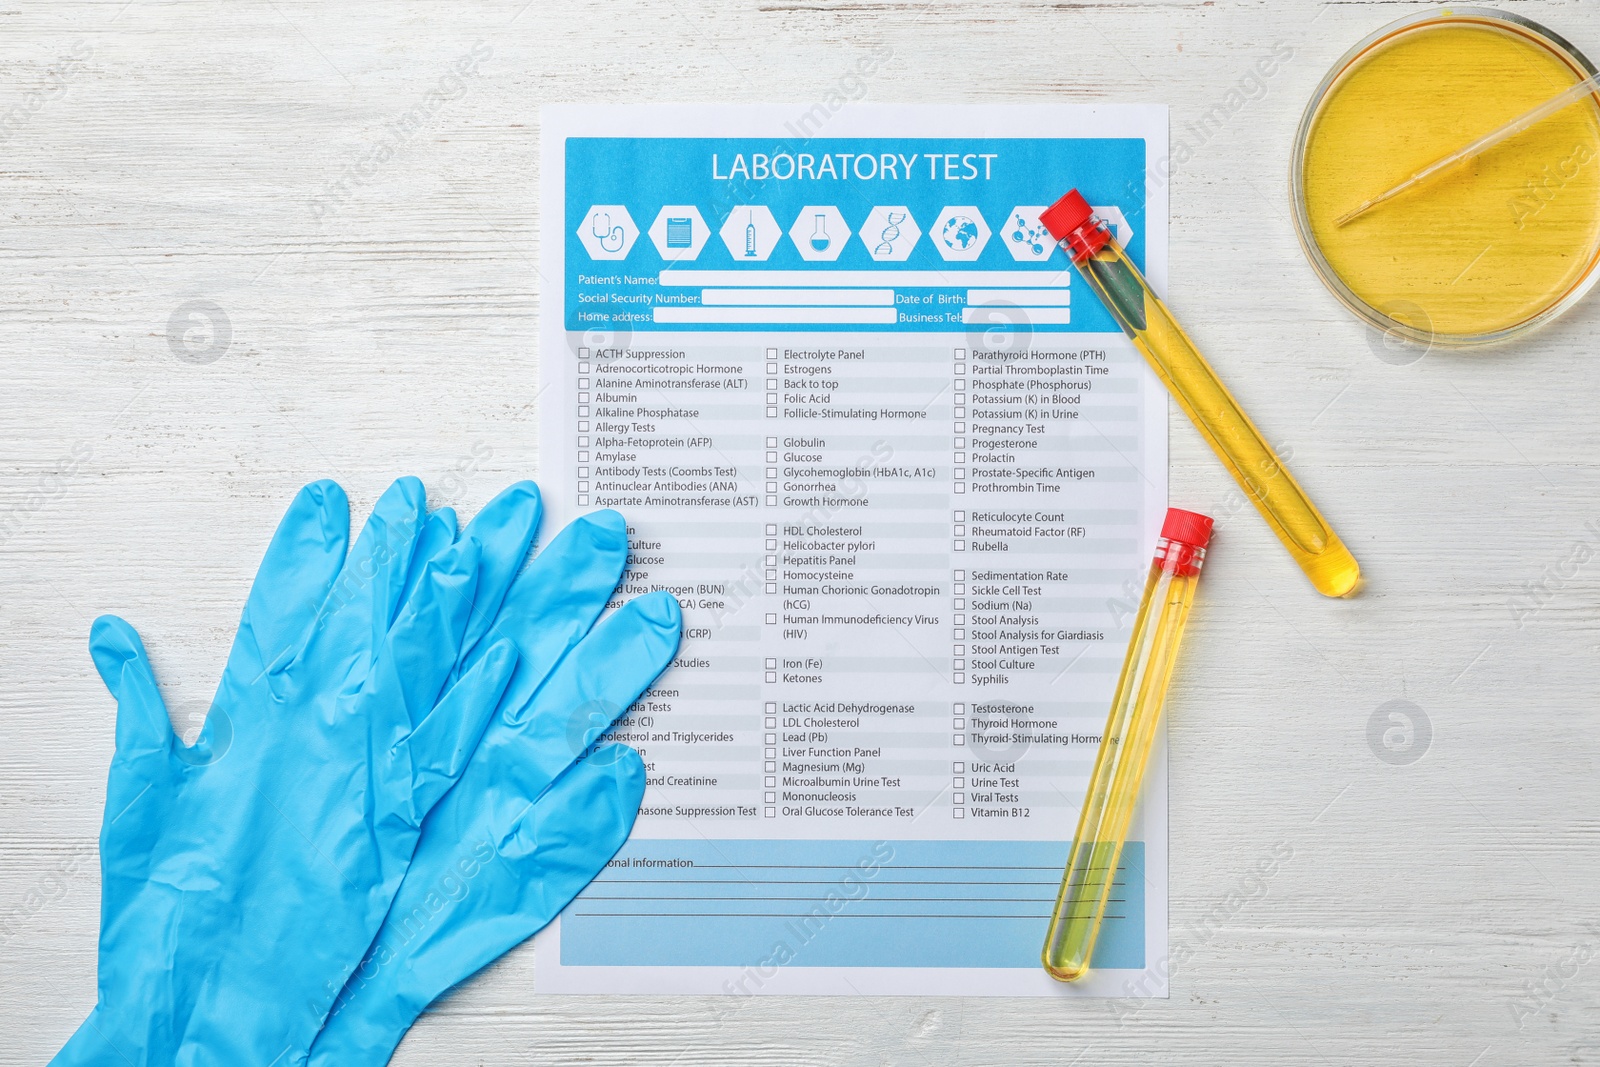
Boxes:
[1292,8,1600,347]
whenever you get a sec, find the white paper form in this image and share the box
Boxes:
[535,104,1169,997]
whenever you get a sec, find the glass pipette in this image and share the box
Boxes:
[1043,508,1213,982]
[1039,191,1361,598]
[1336,70,1600,227]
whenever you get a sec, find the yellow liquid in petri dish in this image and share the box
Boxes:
[1299,14,1600,342]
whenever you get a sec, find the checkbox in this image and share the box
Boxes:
[954,734,965,746]
[954,702,964,713]
[767,407,778,418]
[954,671,964,684]
[953,776,965,787]
[765,806,776,817]
[954,483,965,494]
[765,496,776,506]
[954,570,965,580]
[953,808,965,818]
[765,658,777,669]
[577,377,589,389]
[953,761,965,772]
[765,746,776,757]
[954,524,965,535]
[765,760,776,772]
[765,554,776,565]
[766,613,777,624]
[953,510,965,520]
[766,451,777,462]
[765,569,776,580]
[578,420,589,431]
[767,362,777,373]
[953,717,965,729]
[577,481,589,492]
[578,435,589,447]
[765,791,776,803]
[577,495,589,506]
[765,538,776,550]
[765,717,776,728]
[953,644,965,654]
[766,701,776,712]
[765,671,777,682]
[766,524,777,535]
[765,733,776,744]
[954,421,965,432]
[578,450,590,462]
[766,438,777,448]
[954,540,965,552]
[953,792,965,804]
[766,378,777,389]
[767,347,778,358]
[765,775,776,787]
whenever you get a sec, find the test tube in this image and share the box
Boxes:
[1042,508,1212,982]
[1039,191,1360,598]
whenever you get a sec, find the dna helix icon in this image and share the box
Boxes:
[873,211,907,257]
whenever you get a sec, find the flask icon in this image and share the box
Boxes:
[809,213,831,252]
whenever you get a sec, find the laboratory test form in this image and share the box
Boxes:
[534,104,1169,997]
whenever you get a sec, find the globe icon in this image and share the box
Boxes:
[941,215,980,251]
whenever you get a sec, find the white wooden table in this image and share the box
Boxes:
[4,1,1598,1062]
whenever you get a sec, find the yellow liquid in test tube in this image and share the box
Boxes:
[1043,509,1210,981]
[1040,191,1360,597]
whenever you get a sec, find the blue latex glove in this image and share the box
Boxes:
[306,511,680,1066]
[53,478,544,1066]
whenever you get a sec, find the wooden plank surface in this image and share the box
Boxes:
[3,0,1598,1062]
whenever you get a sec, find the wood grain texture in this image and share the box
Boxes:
[2,0,1598,1063]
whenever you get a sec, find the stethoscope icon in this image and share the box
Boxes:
[591,211,625,253]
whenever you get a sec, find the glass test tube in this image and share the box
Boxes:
[1039,191,1360,598]
[1042,508,1212,982]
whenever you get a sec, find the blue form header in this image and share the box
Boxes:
[564,136,1147,333]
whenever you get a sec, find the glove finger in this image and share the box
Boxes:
[316,477,429,647]
[369,534,482,733]
[404,638,516,820]
[503,590,681,796]
[454,481,542,669]
[231,480,349,676]
[305,748,645,1067]
[90,615,173,759]
[502,743,645,863]
[398,507,458,610]
[464,510,630,701]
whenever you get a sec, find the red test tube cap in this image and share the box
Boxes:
[1161,508,1214,550]
[1040,189,1111,260]
[1039,189,1095,243]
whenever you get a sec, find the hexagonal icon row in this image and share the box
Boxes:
[576,204,1115,262]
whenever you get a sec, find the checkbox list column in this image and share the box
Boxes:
[577,347,591,506]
